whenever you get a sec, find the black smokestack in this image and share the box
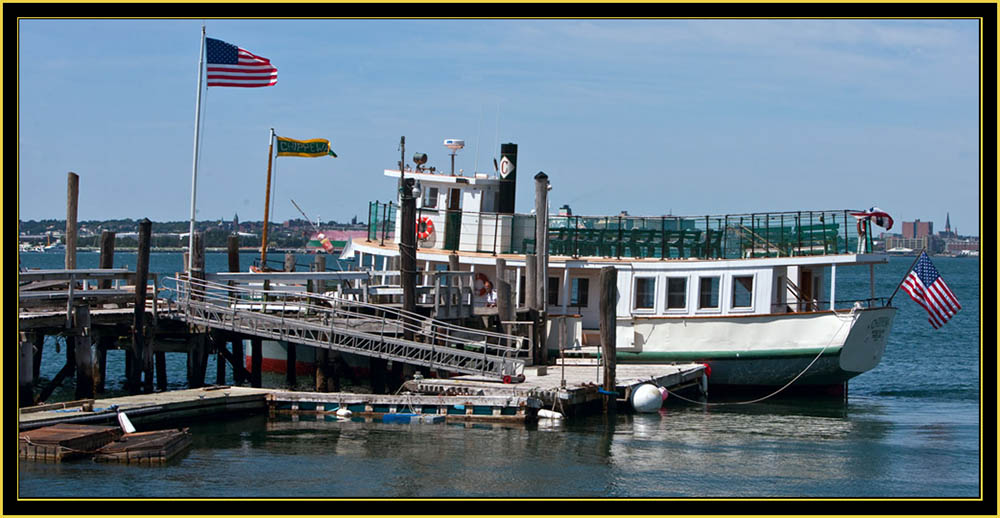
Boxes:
[498,142,517,214]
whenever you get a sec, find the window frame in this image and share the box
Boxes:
[729,273,756,312]
[631,275,657,313]
[570,277,590,309]
[695,275,722,313]
[664,275,689,313]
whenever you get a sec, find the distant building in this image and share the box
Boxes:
[902,219,933,239]
[558,204,573,216]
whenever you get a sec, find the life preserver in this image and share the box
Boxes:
[857,218,867,235]
[474,272,490,296]
[416,217,435,240]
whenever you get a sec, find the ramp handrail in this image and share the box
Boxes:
[161,275,528,378]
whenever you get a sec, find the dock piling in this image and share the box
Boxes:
[20,333,35,407]
[65,172,79,270]
[600,266,617,415]
[74,305,95,400]
[250,338,262,388]
[136,218,153,393]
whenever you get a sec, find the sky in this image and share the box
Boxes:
[17,18,982,236]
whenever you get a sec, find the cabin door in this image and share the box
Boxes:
[799,268,817,311]
[444,188,462,250]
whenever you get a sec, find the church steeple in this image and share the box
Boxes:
[945,212,951,232]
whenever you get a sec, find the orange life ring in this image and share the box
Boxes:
[474,272,490,296]
[416,217,435,240]
[857,219,867,235]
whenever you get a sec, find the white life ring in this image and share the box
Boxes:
[416,217,435,241]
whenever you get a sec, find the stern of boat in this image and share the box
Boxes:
[838,306,897,375]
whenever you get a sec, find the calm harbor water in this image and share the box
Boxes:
[17,252,982,502]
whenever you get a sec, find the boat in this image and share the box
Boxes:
[322,138,899,392]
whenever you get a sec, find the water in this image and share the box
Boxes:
[17,252,982,499]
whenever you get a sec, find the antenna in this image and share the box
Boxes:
[474,104,484,175]
[443,138,465,175]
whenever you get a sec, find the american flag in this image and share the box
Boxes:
[205,38,277,88]
[900,252,961,329]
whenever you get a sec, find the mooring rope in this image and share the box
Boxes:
[662,305,861,407]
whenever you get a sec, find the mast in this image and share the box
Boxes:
[187,26,206,274]
[260,128,276,266]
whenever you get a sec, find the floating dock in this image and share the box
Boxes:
[93,428,193,465]
[404,361,707,415]
[19,424,122,462]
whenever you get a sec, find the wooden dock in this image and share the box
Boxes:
[19,424,122,462]
[18,385,545,432]
[93,428,193,465]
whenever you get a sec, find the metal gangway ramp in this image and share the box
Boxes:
[160,272,526,380]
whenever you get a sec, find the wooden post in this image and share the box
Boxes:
[227,234,241,273]
[32,332,44,382]
[524,253,539,364]
[134,218,153,393]
[20,333,35,407]
[216,332,227,386]
[283,254,298,387]
[185,231,207,389]
[250,337,263,388]
[98,231,116,289]
[534,172,549,311]
[534,173,549,365]
[316,348,329,392]
[525,254,537,310]
[313,254,328,391]
[286,342,297,387]
[187,333,208,388]
[399,175,417,343]
[155,351,168,391]
[371,358,387,395]
[37,343,75,404]
[313,253,327,294]
[95,334,113,393]
[599,266,617,415]
[231,338,245,385]
[495,258,513,335]
[73,305,95,399]
[65,172,79,270]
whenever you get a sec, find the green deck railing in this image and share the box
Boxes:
[369,202,872,260]
[537,210,870,260]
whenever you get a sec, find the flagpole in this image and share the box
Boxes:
[886,248,926,306]
[260,128,276,267]
[187,25,206,275]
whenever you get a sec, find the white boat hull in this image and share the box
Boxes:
[615,306,897,387]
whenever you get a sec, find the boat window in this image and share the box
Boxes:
[570,278,589,308]
[732,275,753,309]
[698,276,720,309]
[634,277,655,310]
[666,277,687,310]
[548,277,561,307]
[423,187,439,209]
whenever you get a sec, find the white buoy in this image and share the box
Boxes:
[631,384,664,413]
[335,408,352,418]
[537,409,563,419]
